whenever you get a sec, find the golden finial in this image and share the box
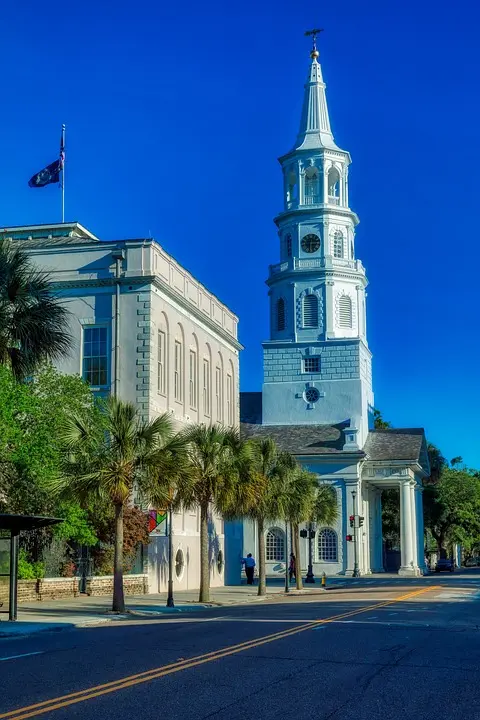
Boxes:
[305,28,324,59]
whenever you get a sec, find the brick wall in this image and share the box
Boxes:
[263,340,360,383]
[0,574,148,605]
[85,575,149,597]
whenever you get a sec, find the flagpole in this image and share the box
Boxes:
[61,124,65,223]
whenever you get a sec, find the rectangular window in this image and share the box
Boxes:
[189,349,197,410]
[226,374,234,426]
[203,358,211,416]
[215,366,222,421]
[82,326,108,387]
[174,340,183,402]
[157,330,166,395]
[303,357,321,373]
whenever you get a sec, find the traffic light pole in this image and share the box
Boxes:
[352,490,360,578]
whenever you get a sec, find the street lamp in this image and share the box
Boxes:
[166,505,174,607]
[305,522,317,583]
[284,520,290,593]
[351,490,360,578]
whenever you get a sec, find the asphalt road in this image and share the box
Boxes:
[1,571,480,720]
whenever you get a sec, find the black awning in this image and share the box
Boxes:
[0,514,62,533]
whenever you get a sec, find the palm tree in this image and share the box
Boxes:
[0,239,71,378]
[179,424,258,602]
[248,439,296,596]
[284,467,318,590]
[54,396,186,612]
[311,483,339,527]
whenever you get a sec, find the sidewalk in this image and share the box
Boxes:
[0,571,446,639]
[0,584,294,638]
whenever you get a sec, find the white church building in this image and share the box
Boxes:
[225,40,429,581]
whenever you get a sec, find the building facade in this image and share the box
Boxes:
[4,222,241,591]
[226,42,429,582]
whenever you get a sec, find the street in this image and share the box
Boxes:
[1,572,480,720]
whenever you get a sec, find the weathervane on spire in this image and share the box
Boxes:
[305,27,324,59]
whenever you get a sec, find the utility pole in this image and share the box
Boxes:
[166,505,174,607]
[352,490,360,578]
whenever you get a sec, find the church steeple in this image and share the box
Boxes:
[262,34,373,444]
[294,42,339,152]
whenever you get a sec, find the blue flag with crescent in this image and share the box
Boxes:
[28,130,65,188]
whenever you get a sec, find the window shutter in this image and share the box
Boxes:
[303,295,318,328]
[277,298,285,331]
[338,295,352,328]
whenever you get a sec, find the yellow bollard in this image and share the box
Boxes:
[321,572,327,590]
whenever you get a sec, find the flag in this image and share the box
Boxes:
[28,127,65,188]
[28,159,62,188]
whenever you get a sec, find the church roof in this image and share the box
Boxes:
[240,422,355,456]
[240,422,429,468]
[292,52,343,153]
[364,429,427,464]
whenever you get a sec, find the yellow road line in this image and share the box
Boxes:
[0,585,438,720]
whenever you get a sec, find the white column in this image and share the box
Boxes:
[362,489,371,574]
[415,486,426,573]
[339,169,345,207]
[409,481,418,574]
[399,479,417,576]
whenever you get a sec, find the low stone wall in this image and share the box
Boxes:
[0,574,148,605]
[85,575,149,596]
[38,577,78,601]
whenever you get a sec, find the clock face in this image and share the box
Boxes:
[301,233,320,254]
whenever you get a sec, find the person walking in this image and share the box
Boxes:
[289,553,296,583]
[242,553,256,585]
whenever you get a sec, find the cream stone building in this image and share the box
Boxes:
[4,222,241,592]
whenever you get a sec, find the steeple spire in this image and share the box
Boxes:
[294,30,340,152]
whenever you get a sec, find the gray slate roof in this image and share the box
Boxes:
[241,422,352,455]
[363,429,426,463]
[240,423,428,467]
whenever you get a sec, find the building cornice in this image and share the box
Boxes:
[51,276,243,352]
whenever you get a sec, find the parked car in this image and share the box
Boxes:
[465,557,480,567]
[435,558,454,572]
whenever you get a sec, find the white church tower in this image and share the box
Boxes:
[262,33,374,446]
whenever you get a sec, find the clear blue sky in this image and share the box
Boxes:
[1,0,478,467]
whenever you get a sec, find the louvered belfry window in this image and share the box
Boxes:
[303,294,318,328]
[277,298,285,331]
[338,295,352,328]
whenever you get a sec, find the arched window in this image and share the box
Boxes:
[338,295,352,328]
[266,528,285,562]
[304,167,320,205]
[303,294,318,328]
[285,234,292,258]
[287,171,297,205]
[277,298,285,331]
[333,230,344,258]
[328,167,340,205]
[318,528,338,562]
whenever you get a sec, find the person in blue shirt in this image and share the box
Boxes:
[241,553,256,585]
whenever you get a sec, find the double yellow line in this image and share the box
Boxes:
[0,586,437,720]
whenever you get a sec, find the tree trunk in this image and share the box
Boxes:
[112,502,125,613]
[294,523,303,590]
[257,517,266,596]
[199,502,210,602]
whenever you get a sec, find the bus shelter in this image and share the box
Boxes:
[0,515,61,621]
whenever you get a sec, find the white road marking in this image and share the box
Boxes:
[0,651,44,662]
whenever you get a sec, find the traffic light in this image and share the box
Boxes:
[349,515,355,528]
[346,534,353,542]
[359,516,364,527]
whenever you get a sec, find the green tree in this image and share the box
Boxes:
[0,364,100,515]
[284,468,318,590]
[247,439,295,597]
[53,397,184,612]
[0,239,71,378]
[423,467,480,554]
[179,424,258,602]
[373,408,392,429]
